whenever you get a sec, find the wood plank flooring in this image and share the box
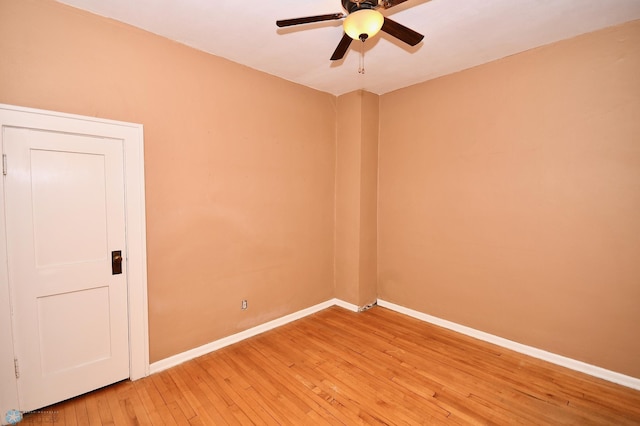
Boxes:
[24,306,640,425]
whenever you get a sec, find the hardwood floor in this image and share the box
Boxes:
[24,306,640,425]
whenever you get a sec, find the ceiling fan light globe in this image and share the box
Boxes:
[343,9,384,40]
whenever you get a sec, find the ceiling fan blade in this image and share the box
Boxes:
[276,13,345,28]
[381,17,424,46]
[330,33,353,61]
[378,0,409,9]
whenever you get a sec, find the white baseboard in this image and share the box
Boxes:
[377,299,640,391]
[150,298,353,374]
[333,298,359,312]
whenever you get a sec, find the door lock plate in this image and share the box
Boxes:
[112,250,123,275]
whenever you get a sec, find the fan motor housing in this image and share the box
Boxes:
[342,0,378,13]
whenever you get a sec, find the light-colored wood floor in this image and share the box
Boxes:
[25,306,640,425]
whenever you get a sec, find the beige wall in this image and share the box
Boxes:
[335,90,378,307]
[358,91,379,306]
[379,20,640,378]
[0,0,336,362]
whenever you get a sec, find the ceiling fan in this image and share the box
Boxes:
[276,0,424,61]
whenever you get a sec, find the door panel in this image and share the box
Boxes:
[4,127,129,411]
[37,286,112,375]
[31,149,108,267]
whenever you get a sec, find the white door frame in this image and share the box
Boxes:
[0,104,149,417]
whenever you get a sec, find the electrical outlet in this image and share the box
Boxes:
[241,299,248,310]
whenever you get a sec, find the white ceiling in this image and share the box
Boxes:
[55,0,640,96]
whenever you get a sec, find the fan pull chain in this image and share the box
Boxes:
[358,40,365,74]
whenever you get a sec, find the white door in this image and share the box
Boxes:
[4,127,130,411]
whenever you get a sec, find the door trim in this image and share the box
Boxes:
[0,104,149,416]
